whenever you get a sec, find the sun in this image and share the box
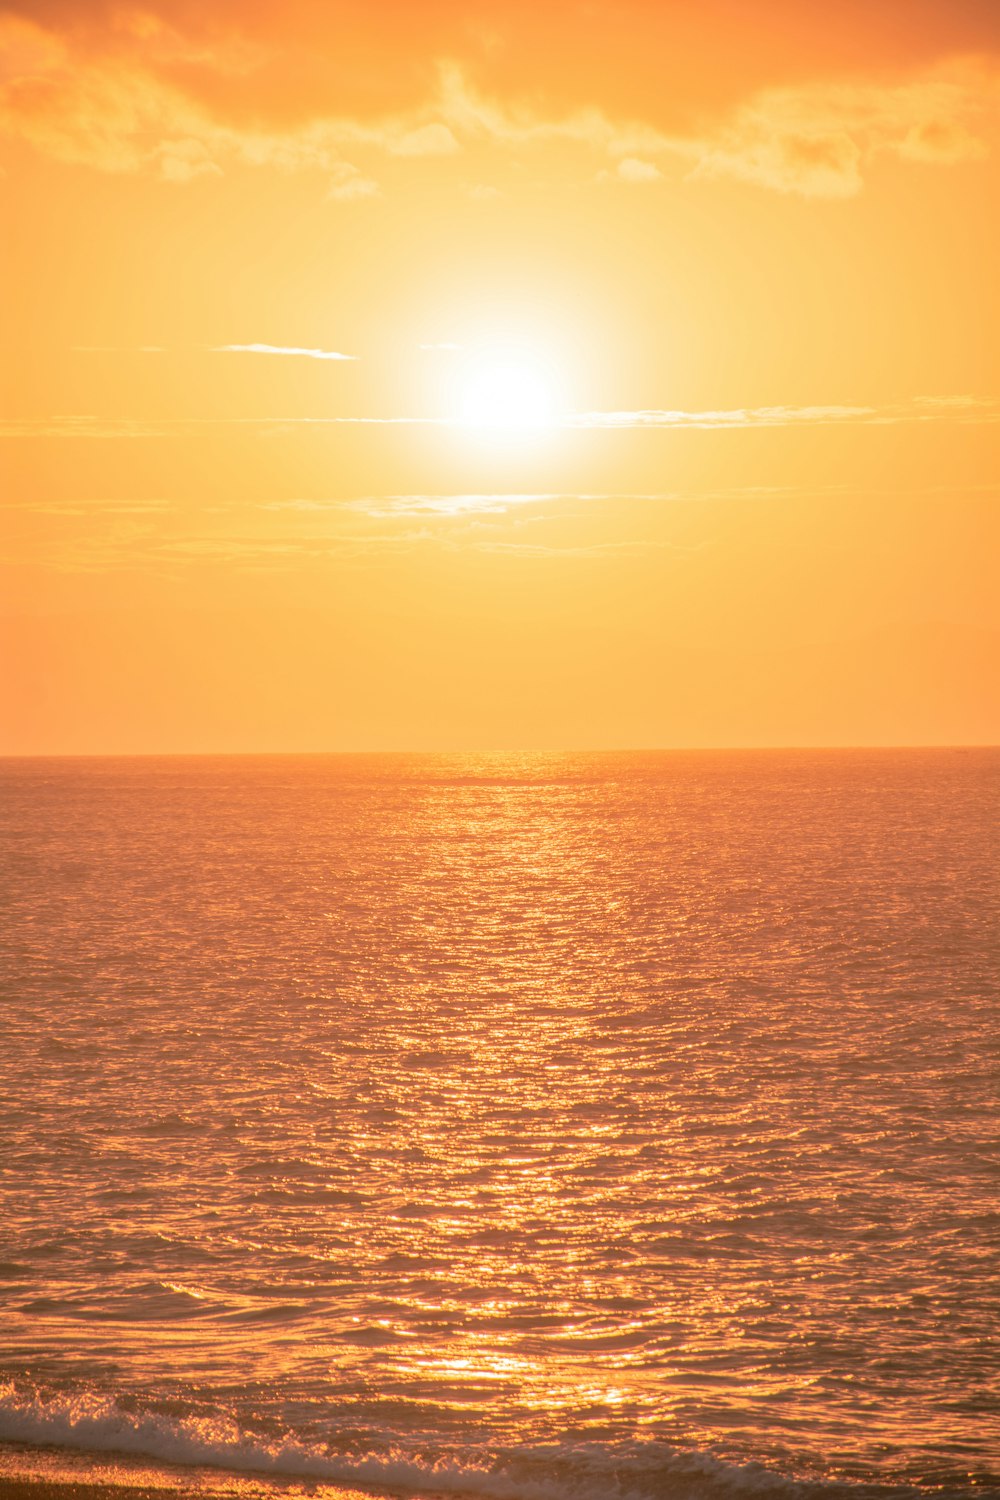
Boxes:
[455,348,561,430]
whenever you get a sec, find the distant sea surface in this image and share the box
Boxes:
[1,751,998,1500]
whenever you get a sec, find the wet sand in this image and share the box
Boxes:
[0,1445,400,1500]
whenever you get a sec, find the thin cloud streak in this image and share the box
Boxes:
[271,494,561,517]
[12,481,993,520]
[8,481,998,576]
[213,344,358,361]
[263,480,1000,521]
[472,539,674,557]
[3,395,997,441]
[565,396,1000,429]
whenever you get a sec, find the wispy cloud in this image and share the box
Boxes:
[390,122,460,156]
[2,396,997,442]
[679,66,998,197]
[13,483,998,526]
[439,58,999,199]
[613,157,663,183]
[566,397,1000,429]
[471,538,673,558]
[212,343,357,362]
[260,479,1000,521]
[265,493,562,518]
[569,404,876,429]
[327,161,380,199]
[0,417,171,439]
[0,498,171,515]
[8,479,999,578]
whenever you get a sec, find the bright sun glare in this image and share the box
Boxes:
[456,350,560,430]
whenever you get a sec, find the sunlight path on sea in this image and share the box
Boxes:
[1,751,997,1499]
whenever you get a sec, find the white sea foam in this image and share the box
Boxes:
[0,1383,820,1500]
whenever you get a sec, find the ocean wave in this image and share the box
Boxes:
[137,1114,212,1137]
[0,1381,964,1500]
[16,1282,236,1323]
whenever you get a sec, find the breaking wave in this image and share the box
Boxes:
[0,1381,904,1500]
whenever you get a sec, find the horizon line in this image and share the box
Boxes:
[1,743,997,761]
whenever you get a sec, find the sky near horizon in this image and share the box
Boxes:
[1,0,998,752]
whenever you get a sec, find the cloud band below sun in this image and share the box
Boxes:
[3,395,994,441]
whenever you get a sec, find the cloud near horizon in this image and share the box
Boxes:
[0,3,997,196]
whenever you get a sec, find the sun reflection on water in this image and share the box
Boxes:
[1,752,997,1488]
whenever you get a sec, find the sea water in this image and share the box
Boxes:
[1,751,997,1499]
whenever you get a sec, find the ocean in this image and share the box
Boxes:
[1,751,997,1500]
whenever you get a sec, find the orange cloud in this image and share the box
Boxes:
[0,3,997,195]
[5,1,1000,122]
[685,66,997,194]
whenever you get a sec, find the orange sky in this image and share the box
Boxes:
[2,0,998,751]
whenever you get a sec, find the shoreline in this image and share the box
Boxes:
[0,1442,409,1500]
